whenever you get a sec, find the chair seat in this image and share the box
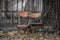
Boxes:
[17,25,28,27]
[30,23,44,26]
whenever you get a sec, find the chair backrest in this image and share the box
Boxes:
[18,11,29,18]
[18,11,42,18]
[29,12,42,18]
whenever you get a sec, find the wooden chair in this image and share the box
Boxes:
[28,11,44,33]
[17,11,29,32]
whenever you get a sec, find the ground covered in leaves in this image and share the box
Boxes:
[0,31,60,40]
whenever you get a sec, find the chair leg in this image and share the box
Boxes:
[17,27,20,32]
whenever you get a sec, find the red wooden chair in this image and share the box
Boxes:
[17,11,29,32]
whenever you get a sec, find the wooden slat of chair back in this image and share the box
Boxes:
[29,12,42,18]
[18,11,29,18]
[18,11,42,18]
